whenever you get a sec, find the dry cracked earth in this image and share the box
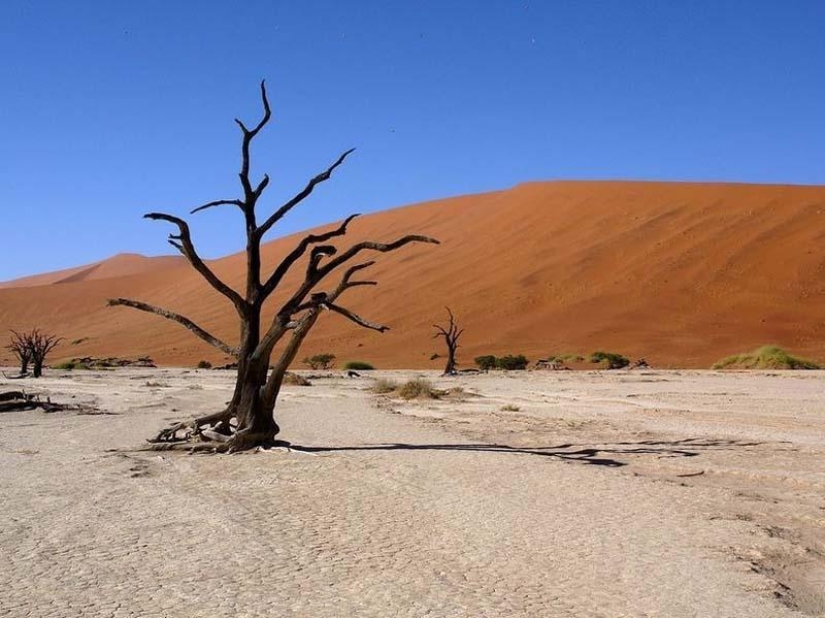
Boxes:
[0,368,823,617]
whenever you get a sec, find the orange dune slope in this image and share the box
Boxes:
[0,253,187,288]
[1,181,825,369]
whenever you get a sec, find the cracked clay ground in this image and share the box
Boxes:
[1,368,823,617]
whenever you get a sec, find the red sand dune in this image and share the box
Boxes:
[0,253,187,288]
[2,180,825,369]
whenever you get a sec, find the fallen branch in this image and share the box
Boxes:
[0,391,100,414]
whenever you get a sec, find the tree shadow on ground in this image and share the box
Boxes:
[291,438,763,468]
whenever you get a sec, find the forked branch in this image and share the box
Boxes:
[235,80,272,200]
[259,213,360,300]
[256,148,356,240]
[321,235,440,276]
[107,298,238,357]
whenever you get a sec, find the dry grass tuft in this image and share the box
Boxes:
[371,378,399,394]
[397,378,440,400]
[283,372,312,386]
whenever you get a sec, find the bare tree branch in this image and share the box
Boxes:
[107,299,238,357]
[321,235,440,275]
[323,302,389,332]
[253,174,270,200]
[190,199,244,215]
[144,212,245,311]
[258,236,436,355]
[235,80,272,200]
[259,214,360,300]
[255,148,356,240]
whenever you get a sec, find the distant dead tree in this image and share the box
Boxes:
[433,307,464,376]
[7,330,32,375]
[108,82,439,452]
[7,329,62,378]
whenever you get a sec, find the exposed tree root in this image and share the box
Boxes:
[149,409,234,443]
[144,434,290,454]
[148,409,283,453]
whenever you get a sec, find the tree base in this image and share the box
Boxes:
[148,409,282,453]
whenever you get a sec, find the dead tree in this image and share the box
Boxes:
[108,82,439,452]
[6,330,32,375]
[7,329,62,378]
[433,307,464,376]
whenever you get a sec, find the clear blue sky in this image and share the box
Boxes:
[2,1,824,281]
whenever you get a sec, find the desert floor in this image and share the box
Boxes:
[0,368,823,617]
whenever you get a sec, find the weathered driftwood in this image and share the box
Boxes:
[0,391,28,402]
[0,391,96,414]
[2,371,29,380]
[108,82,439,452]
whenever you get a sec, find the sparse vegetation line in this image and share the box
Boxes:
[712,345,819,370]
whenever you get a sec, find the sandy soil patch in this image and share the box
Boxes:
[1,368,823,617]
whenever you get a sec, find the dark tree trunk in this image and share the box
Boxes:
[444,347,457,376]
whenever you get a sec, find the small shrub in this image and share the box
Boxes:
[303,353,336,370]
[443,386,467,399]
[53,360,91,370]
[496,354,529,370]
[500,403,520,412]
[371,378,398,394]
[344,360,375,371]
[589,351,630,369]
[196,360,212,369]
[474,355,498,371]
[283,371,311,386]
[397,378,439,400]
[712,345,819,370]
[548,354,584,363]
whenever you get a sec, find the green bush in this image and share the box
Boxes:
[474,354,529,370]
[344,360,375,371]
[589,351,630,369]
[495,354,529,370]
[303,353,336,370]
[712,345,819,370]
[196,360,212,369]
[474,355,498,371]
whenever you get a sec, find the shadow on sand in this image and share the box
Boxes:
[290,438,762,468]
